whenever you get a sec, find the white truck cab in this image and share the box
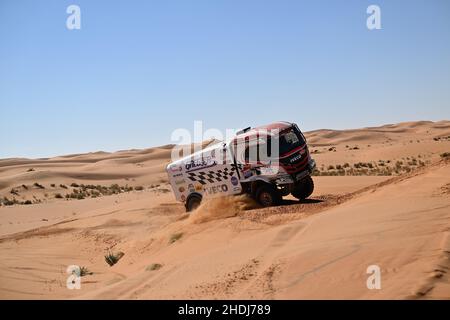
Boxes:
[167,122,316,212]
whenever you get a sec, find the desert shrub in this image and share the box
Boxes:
[105,251,125,267]
[146,264,163,271]
[23,200,32,205]
[134,186,144,191]
[70,183,80,188]
[27,168,35,172]
[50,184,56,188]
[69,193,78,199]
[91,190,100,198]
[169,233,183,244]
[55,193,63,199]
[33,182,45,189]
[60,184,68,189]
[3,197,20,206]
[109,184,121,194]
[79,266,93,277]
[440,152,450,159]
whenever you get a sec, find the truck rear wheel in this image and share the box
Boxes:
[256,185,281,207]
[186,193,202,212]
[291,176,314,200]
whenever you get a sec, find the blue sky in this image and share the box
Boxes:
[1,0,449,158]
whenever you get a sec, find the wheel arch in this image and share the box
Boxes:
[249,178,273,198]
[185,192,203,211]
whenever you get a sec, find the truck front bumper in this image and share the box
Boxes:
[294,159,316,182]
[274,159,316,185]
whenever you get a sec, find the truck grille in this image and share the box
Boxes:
[279,145,309,174]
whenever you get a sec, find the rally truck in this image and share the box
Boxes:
[166,122,316,212]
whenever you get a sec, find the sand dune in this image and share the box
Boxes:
[0,120,449,299]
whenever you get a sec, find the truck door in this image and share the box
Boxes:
[233,136,269,180]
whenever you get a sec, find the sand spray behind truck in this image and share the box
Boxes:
[189,195,260,224]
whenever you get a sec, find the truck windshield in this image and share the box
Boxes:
[278,127,305,155]
[233,126,306,164]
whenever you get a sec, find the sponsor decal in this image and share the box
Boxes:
[243,169,253,179]
[185,157,217,172]
[174,179,185,186]
[290,154,302,163]
[259,166,277,175]
[169,164,183,172]
[231,176,239,186]
[232,186,241,192]
[181,194,186,202]
[195,184,203,192]
[188,184,195,193]
[178,186,185,193]
[204,184,229,195]
[172,173,183,178]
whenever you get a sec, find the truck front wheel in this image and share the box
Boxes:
[291,176,314,200]
[256,185,281,207]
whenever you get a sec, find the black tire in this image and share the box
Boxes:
[291,175,314,200]
[256,185,281,207]
[186,194,202,212]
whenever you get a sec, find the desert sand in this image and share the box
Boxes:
[0,120,449,299]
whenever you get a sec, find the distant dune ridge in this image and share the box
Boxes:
[0,120,449,299]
